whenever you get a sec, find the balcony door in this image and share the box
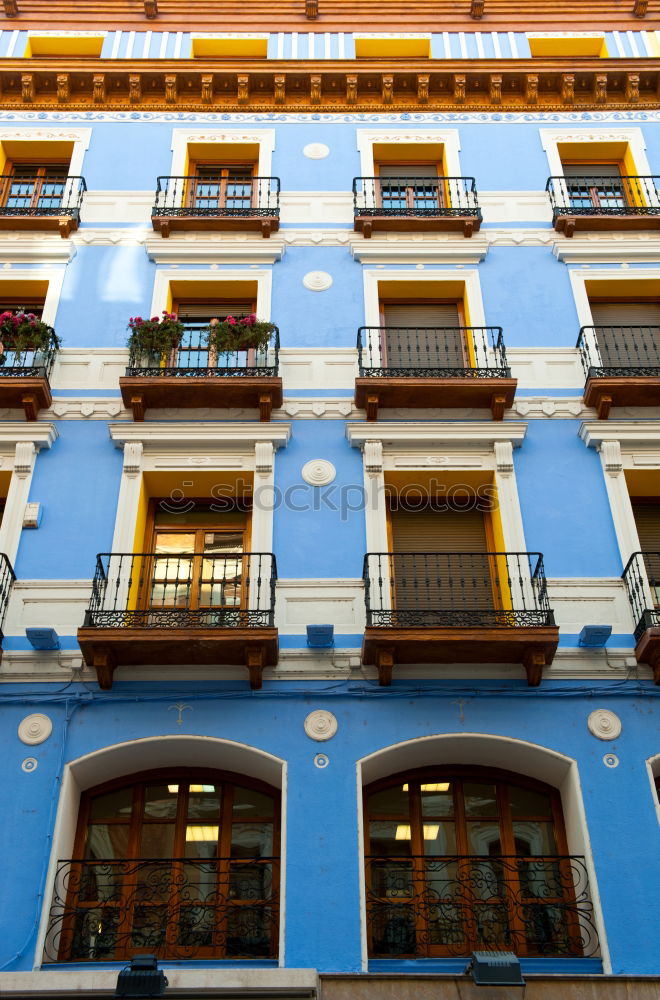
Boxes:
[54,770,280,962]
[388,504,495,617]
[175,300,255,369]
[589,301,660,368]
[631,499,660,607]
[561,162,626,211]
[187,164,254,213]
[381,301,466,370]
[376,163,443,213]
[1,163,69,213]
[364,768,586,959]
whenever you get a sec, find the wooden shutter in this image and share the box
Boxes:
[382,302,465,369]
[389,507,493,610]
[589,302,660,367]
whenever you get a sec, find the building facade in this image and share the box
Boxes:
[0,2,659,999]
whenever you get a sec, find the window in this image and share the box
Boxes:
[364,767,586,959]
[630,497,660,607]
[50,769,280,962]
[561,162,628,212]
[186,164,255,214]
[378,298,466,370]
[173,295,257,369]
[0,164,70,214]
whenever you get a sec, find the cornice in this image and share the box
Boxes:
[144,232,286,265]
[346,421,528,449]
[0,57,657,113]
[0,232,75,263]
[0,422,58,449]
[109,421,292,449]
[580,420,660,449]
[349,232,489,264]
[553,234,660,263]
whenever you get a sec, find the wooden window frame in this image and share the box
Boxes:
[363,765,576,960]
[59,767,280,962]
[173,297,258,368]
[186,162,256,212]
[561,158,627,210]
[374,160,445,212]
[1,161,70,212]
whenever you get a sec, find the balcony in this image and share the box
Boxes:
[547,175,660,238]
[44,856,279,963]
[353,176,481,238]
[0,174,86,237]
[77,551,278,690]
[0,553,15,659]
[577,325,660,419]
[622,551,660,683]
[355,325,516,420]
[151,176,280,238]
[365,854,598,959]
[362,551,558,685]
[119,322,283,421]
[0,327,59,420]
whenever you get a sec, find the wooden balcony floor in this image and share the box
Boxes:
[120,374,283,420]
[355,376,516,420]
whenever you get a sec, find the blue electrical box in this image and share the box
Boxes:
[578,625,612,648]
[26,628,60,651]
[307,624,334,647]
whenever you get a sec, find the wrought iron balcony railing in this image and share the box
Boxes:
[0,552,15,638]
[363,552,554,629]
[152,176,280,218]
[577,325,660,379]
[0,174,86,220]
[126,321,280,378]
[546,175,660,218]
[365,855,599,959]
[353,176,481,219]
[83,552,277,630]
[44,857,279,963]
[357,326,510,378]
[0,328,60,381]
[622,551,660,641]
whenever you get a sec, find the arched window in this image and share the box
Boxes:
[46,770,280,963]
[364,766,597,959]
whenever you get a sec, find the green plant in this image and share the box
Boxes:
[0,309,60,365]
[127,311,184,363]
[209,314,276,354]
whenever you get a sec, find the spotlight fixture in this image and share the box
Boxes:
[465,951,524,986]
[115,955,168,998]
[26,628,60,651]
[578,624,612,648]
[307,624,334,647]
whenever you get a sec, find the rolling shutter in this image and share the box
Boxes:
[631,501,660,606]
[589,302,660,367]
[389,507,493,610]
[382,302,465,369]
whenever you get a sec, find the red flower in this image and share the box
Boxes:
[226,316,236,326]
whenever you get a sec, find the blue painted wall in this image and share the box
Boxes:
[515,420,622,577]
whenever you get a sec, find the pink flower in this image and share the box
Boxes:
[243,314,256,327]
[226,316,236,326]
[151,316,159,322]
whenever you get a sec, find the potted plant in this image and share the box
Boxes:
[208,314,276,354]
[127,311,184,366]
[0,309,60,366]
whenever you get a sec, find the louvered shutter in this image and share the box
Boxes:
[589,302,660,367]
[389,507,494,611]
[382,302,465,369]
[631,501,660,604]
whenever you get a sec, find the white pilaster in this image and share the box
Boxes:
[0,442,36,565]
[111,442,144,553]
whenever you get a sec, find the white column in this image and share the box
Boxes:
[0,442,36,566]
[251,442,275,613]
[362,440,391,612]
[494,440,531,608]
[598,440,641,566]
[111,442,144,552]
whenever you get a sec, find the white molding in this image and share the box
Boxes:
[0,127,91,178]
[507,346,585,391]
[350,233,488,265]
[569,265,660,330]
[347,421,527,451]
[0,266,66,328]
[539,126,652,178]
[0,970,316,996]
[145,233,285,265]
[0,425,57,567]
[511,397,591,419]
[355,128,462,178]
[553,235,660,263]
[150,267,272,322]
[0,424,58,454]
[0,235,74,265]
[580,420,660,449]
[362,266,487,333]
[546,576,635,636]
[276,577,365,633]
[109,422,291,451]
[169,128,276,178]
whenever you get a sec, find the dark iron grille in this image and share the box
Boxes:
[0,328,59,380]
[622,551,660,640]
[352,176,481,219]
[152,176,280,217]
[365,855,598,959]
[0,174,86,218]
[357,326,510,378]
[126,320,279,377]
[577,325,660,378]
[44,857,279,963]
[83,552,276,629]
[363,552,553,628]
[546,175,660,218]
[0,552,15,639]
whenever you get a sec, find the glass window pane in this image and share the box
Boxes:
[509,784,553,818]
[233,786,275,818]
[467,821,502,856]
[421,781,454,817]
[422,820,456,856]
[185,824,220,859]
[138,823,175,857]
[513,821,557,856]
[231,821,273,858]
[88,787,134,821]
[187,785,222,820]
[368,784,410,816]
[143,784,179,819]
[84,824,130,860]
[464,783,499,817]
[369,819,412,856]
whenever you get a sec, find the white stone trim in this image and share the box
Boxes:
[646,753,660,827]
[1,970,315,997]
[169,128,276,178]
[539,126,652,179]
[0,127,91,180]
[362,266,486,335]
[356,734,611,974]
[553,235,660,264]
[0,425,58,567]
[350,233,489,265]
[145,233,285,265]
[276,578,365,634]
[150,267,272,322]
[355,128,462,179]
[0,266,66,328]
[0,235,74,265]
[569,266,660,331]
[347,421,527,451]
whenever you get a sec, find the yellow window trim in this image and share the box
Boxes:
[191,36,268,58]
[528,35,608,58]
[25,35,104,58]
